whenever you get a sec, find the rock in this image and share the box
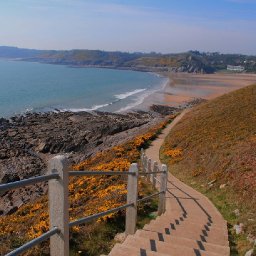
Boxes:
[8,130,18,137]
[1,173,20,184]
[0,110,165,215]
[150,105,178,115]
[6,206,18,215]
[234,209,240,216]
[233,223,244,234]
[0,150,7,160]
[36,142,47,153]
[245,249,254,256]
[114,232,126,243]
[219,184,226,189]
[247,234,256,244]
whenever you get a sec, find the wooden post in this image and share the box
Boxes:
[152,161,158,188]
[158,164,168,215]
[125,163,138,235]
[147,158,152,182]
[48,155,70,256]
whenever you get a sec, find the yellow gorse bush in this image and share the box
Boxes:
[164,148,183,158]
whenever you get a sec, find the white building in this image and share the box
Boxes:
[227,65,245,72]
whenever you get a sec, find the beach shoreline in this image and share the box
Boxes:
[138,72,256,110]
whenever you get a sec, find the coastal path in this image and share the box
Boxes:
[109,110,230,256]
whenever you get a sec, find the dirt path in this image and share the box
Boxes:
[110,110,230,255]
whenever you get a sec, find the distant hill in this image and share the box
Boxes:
[161,84,256,254]
[0,46,256,73]
[0,46,44,59]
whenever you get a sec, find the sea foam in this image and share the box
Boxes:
[114,89,146,100]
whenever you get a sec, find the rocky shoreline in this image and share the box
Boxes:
[0,108,177,215]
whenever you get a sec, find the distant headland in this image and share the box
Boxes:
[0,46,256,74]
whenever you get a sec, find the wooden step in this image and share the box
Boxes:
[109,243,170,256]
[135,230,230,256]
[123,235,224,256]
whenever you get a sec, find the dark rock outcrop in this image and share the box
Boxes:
[0,110,164,215]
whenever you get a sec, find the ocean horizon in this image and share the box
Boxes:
[0,59,167,118]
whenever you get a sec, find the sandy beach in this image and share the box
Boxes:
[140,73,256,109]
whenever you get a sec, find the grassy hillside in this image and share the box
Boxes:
[161,84,256,255]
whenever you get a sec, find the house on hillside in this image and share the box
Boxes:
[227,65,245,72]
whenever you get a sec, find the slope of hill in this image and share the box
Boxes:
[161,84,256,255]
[1,46,256,73]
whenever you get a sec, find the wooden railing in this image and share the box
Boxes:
[0,149,168,256]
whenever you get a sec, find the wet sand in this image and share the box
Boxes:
[140,73,256,109]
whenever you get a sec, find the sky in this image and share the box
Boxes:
[0,0,256,54]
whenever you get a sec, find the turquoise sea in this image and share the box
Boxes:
[0,60,167,118]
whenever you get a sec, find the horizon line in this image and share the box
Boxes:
[0,45,255,57]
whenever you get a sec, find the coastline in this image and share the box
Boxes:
[139,72,256,110]
[1,58,256,117]
[1,68,256,218]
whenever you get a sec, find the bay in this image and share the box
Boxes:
[0,60,167,118]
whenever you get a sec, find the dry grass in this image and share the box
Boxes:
[161,84,256,255]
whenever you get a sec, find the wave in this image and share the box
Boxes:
[114,88,146,100]
[116,78,169,113]
[59,103,111,112]
[116,90,152,113]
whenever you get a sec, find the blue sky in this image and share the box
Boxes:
[0,0,256,54]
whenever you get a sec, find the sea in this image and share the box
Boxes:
[0,59,168,118]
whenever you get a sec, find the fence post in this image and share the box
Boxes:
[140,148,144,159]
[152,161,158,188]
[158,164,168,216]
[140,149,145,171]
[125,163,138,235]
[143,155,148,173]
[147,158,152,182]
[48,155,70,256]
